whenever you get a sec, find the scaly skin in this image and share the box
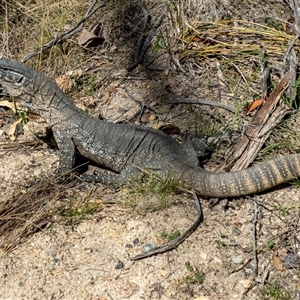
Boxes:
[1,57,300,198]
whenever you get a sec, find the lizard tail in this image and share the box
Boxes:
[192,154,300,198]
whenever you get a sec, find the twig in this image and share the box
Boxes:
[20,0,110,63]
[0,141,39,149]
[168,97,236,113]
[287,48,298,99]
[125,89,157,124]
[260,44,271,100]
[285,0,300,35]
[238,197,261,298]
[128,13,165,71]
[247,196,260,277]
[131,190,203,260]
[282,0,300,90]
[125,89,157,113]
[129,4,150,70]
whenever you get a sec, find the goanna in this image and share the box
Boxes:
[0,56,300,198]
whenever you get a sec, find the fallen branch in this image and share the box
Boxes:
[247,196,260,277]
[228,71,291,171]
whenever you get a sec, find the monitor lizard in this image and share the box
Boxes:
[0,56,300,198]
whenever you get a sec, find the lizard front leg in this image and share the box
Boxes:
[53,132,76,173]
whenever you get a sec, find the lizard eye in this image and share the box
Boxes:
[16,75,23,83]
[1,67,24,84]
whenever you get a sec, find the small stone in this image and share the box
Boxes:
[159,268,168,276]
[213,256,222,263]
[232,228,241,236]
[133,238,140,246]
[144,244,154,251]
[244,268,253,276]
[231,256,243,264]
[115,259,124,269]
[283,253,300,269]
[53,258,61,266]
[239,279,251,288]
[199,251,208,260]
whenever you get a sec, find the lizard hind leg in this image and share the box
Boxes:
[182,137,211,167]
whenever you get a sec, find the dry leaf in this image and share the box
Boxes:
[245,98,264,114]
[0,100,17,113]
[163,69,170,76]
[94,60,105,67]
[8,118,22,141]
[101,85,117,103]
[55,75,73,93]
[78,28,104,48]
[277,247,288,259]
[141,113,156,123]
[148,114,156,122]
[79,96,96,107]
[157,123,181,134]
[273,249,285,271]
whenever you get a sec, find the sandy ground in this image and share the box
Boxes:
[1,0,300,299]
[0,134,300,299]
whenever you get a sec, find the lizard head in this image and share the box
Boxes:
[0,56,38,110]
[0,57,76,122]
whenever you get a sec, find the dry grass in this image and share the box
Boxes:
[0,173,104,252]
[0,176,65,252]
[180,20,299,60]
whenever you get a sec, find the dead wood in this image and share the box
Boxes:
[228,71,292,171]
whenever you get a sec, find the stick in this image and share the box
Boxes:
[168,97,236,113]
[125,89,157,113]
[247,196,260,277]
[131,190,203,260]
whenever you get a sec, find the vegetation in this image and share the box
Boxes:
[262,282,291,300]
[1,0,300,298]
